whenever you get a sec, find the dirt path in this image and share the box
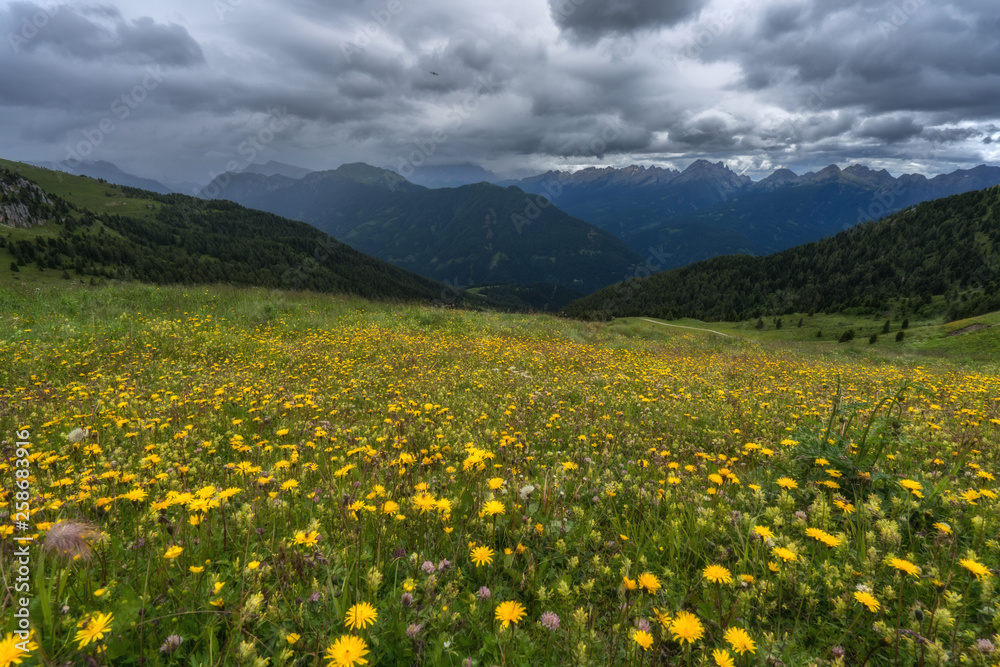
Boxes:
[640,318,734,338]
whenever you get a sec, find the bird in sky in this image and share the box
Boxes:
[429,71,439,76]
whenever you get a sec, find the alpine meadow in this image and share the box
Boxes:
[2,0,1000,666]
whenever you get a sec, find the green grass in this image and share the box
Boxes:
[0,158,161,221]
[1,282,999,666]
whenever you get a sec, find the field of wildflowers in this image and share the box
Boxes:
[1,285,998,666]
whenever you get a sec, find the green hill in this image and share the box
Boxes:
[565,185,1000,322]
[0,159,479,305]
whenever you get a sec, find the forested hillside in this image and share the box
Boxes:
[565,186,1000,322]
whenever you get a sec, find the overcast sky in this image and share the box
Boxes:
[2,0,998,183]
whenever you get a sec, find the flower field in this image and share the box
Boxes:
[1,285,999,666]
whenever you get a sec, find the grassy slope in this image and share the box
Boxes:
[606,308,1000,367]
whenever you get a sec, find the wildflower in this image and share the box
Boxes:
[623,576,637,591]
[637,571,662,592]
[713,648,736,667]
[286,633,301,644]
[75,611,114,648]
[406,623,422,639]
[887,557,920,576]
[495,600,527,629]
[703,564,733,584]
[324,635,369,667]
[163,545,183,559]
[293,530,320,547]
[854,591,880,612]
[772,546,798,562]
[934,522,953,535]
[159,635,183,653]
[540,611,560,631]
[344,602,377,631]
[724,626,757,655]
[776,477,798,490]
[632,629,654,651]
[421,560,436,574]
[43,521,99,561]
[477,586,492,600]
[753,525,775,539]
[2,633,34,665]
[481,500,505,517]
[470,545,494,567]
[669,611,704,644]
[899,479,924,498]
[959,558,991,580]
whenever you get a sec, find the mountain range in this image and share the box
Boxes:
[564,184,1000,324]
[509,160,1000,270]
[199,163,642,294]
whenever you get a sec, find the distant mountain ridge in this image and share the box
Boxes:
[510,160,1000,270]
[200,164,642,294]
[30,159,173,194]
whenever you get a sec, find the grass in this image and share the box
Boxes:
[0,158,161,221]
[1,282,998,666]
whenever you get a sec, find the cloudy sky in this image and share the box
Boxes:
[2,0,999,184]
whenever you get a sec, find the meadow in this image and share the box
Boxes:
[1,284,999,666]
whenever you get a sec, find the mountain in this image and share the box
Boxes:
[242,160,313,179]
[0,158,489,306]
[401,163,501,189]
[201,163,641,294]
[31,159,173,194]
[564,185,1000,323]
[511,161,1000,271]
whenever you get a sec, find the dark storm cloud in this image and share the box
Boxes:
[857,115,923,144]
[4,2,204,65]
[548,0,706,40]
[1,0,998,182]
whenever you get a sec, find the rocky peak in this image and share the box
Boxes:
[1,171,53,229]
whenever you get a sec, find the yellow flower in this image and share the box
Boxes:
[632,629,654,651]
[293,530,320,547]
[495,600,526,629]
[772,546,798,562]
[776,477,798,490]
[959,558,991,580]
[324,634,369,667]
[854,591,880,612]
[163,545,183,559]
[623,576,637,591]
[753,525,775,539]
[189,565,205,574]
[899,479,924,497]
[75,611,113,648]
[724,626,757,655]
[481,500,505,517]
[887,558,920,577]
[669,611,704,644]
[487,477,505,490]
[344,602,378,631]
[0,632,37,664]
[637,572,661,593]
[470,545,494,567]
[703,564,733,584]
[713,648,735,667]
[286,633,301,644]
